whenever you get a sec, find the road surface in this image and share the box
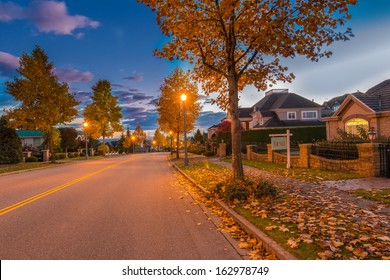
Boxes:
[0,153,242,260]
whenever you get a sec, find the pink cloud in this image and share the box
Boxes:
[54,68,94,83]
[0,51,19,76]
[0,1,100,36]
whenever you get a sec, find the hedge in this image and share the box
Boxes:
[217,126,326,149]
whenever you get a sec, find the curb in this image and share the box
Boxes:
[171,162,297,260]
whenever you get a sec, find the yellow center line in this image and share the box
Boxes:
[0,156,136,217]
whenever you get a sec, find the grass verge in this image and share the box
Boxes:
[352,189,390,205]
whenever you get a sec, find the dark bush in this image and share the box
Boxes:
[54,153,67,160]
[26,156,38,162]
[203,151,215,157]
[0,117,23,164]
[189,150,202,155]
[253,180,278,199]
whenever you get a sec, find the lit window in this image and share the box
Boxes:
[287,112,296,120]
[345,118,368,135]
[302,111,317,119]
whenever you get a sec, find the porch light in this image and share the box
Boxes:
[368,128,376,143]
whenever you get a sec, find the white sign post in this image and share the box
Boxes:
[269,129,293,169]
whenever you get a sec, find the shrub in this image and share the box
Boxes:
[54,153,67,160]
[203,151,215,157]
[253,180,278,199]
[26,156,38,162]
[98,144,110,154]
[213,178,250,202]
[0,117,23,164]
[68,152,75,158]
[189,150,202,155]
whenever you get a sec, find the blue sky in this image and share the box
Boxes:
[0,0,389,136]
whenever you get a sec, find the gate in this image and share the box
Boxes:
[379,144,390,177]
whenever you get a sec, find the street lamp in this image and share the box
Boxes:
[131,136,135,153]
[169,131,173,156]
[83,122,89,160]
[181,93,189,166]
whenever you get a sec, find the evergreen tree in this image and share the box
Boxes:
[59,127,78,153]
[0,117,23,164]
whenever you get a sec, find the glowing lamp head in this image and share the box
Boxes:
[180,93,187,102]
[83,122,88,128]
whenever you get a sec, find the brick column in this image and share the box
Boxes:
[42,150,50,162]
[218,143,226,157]
[299,144,312,168]
[267,144,273,163]
[357,143,380,177]
[246,145,256,161]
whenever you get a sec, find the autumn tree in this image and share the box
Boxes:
[194,129,205,144]
[59,127,78,154]
[132,124,146,148]
[83,79,123,156]
[5,45,79,162]
[153,128,165,149]
[139,0,356,179]
[155,68,201,159]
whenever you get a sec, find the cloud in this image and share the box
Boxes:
[0,51,19,77]
[121,108,158,131]
[112,83,139,92]
[123,75,144,82]
[54,68,93,83]
[0,1,100,36]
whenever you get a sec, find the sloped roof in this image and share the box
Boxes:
[253,92,322,111]
[238,107,253,118]
[16,130,44,137]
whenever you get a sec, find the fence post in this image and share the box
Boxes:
[246,145,255,160]
[267,144,273,163]
[299,144,312,168]
[357,143,380,177]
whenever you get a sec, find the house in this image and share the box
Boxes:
[207,124,219,140]
[249,89,324,129]
[322,79,390,141]
[16,130,45,149]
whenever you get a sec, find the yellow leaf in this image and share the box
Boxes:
[353,248,368,258]
[265,225,277,231]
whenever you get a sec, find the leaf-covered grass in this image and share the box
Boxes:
[234,206,321,260]
[175,161,390,260]
[226,159,363,182]
[352,189,390,205]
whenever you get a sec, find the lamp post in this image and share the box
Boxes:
[368,128,376,143]
[181,93,189,166]
[131,136,135,153]
[169,131,173,155]
[83,122,89,160]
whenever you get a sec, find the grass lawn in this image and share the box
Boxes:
[352,189,390,205]
[226,159,363,182]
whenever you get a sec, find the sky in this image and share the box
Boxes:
[0,0,389,137]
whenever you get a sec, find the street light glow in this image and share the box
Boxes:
[180,93,187,102]
[83,122,88,127]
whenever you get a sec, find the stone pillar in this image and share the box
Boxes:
[218,143,226,157]
[357,143,380,177]
[246,145,256,161]
[267,144,273,163]
[42,150,50,162]
[299,144,312,168]
[89,148,95,156]
[23,151,32,159]
[78,148,83,156]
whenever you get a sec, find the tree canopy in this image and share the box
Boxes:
[83,79,123,155]
[0,117,23,164]
[153,128,165,148]
[59,127,78,153]
[132,124,147,147]
[5,45,79,162]
[139,0,357,179]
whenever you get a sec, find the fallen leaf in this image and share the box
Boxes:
[265,225,277,231]
[318,250,333,260]
[377,236,390,242]
[353,248,368,258]
[332,240,344,248]
[287,238,299,249]
[279,224,289,232]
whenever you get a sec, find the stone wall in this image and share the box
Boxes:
[243,143,381,177]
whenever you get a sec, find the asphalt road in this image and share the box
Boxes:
[0,153,242,260]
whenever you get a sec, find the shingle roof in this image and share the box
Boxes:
[352,80,390,112]
[238,107,253,118]
[253,92,321,111]
[16,130,44,137]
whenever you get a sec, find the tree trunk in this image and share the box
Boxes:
[228,75,244,180]
[176,132,180,159]
[48,129,56,163]
[102,135,106,156]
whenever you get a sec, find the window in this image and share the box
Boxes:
[302,111,318,119]
[345,118,368,135]
[287,112,296,120]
